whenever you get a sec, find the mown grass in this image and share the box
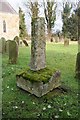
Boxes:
[2,42,79,119]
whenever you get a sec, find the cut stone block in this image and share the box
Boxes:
[16,70,61,97]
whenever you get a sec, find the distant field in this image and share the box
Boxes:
[2,43,79,119]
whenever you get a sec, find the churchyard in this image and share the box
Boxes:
[0,0,80,119]
[2,41,78,119]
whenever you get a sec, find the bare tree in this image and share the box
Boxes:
[24,0,39,18]
[43,0,56,41]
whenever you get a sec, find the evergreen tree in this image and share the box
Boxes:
[19,7,28,40]
[62,3,72,38]
[43,1,56,41]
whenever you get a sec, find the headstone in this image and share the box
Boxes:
[30,17,46,71]
[0,37,6,53]
[54,35,59,43]
[23,39,28,46]
[64,38,69,46]
[75,52,80,79]
[6,40,11,54]
[19,40,22,47]
[9,41,18,64]
[14,36,19,45]
[0,40,2,53]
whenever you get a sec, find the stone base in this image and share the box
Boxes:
[16,71,61,97]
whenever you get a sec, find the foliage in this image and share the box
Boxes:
[43,1,56,39]
[62,3,72,38]
[19,7,28,40]
[25,1,56,41]
[66,14,78,41]
[62,3,80,41]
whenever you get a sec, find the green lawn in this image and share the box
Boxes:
[2,43,79,119]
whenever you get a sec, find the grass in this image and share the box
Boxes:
[2,42,79,119]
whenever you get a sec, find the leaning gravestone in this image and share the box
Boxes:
[16,17,61,97]
[14,36,19,45]
[30,17,46,71]
[9,40,18,64]
[23,39,29,47]
[0,37,6,53]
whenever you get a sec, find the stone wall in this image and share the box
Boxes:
[0,12,19,40]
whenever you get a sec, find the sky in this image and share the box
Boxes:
[7,0,79,34]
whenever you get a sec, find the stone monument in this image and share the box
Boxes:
[30,17,46,71]
[16,17,61,97]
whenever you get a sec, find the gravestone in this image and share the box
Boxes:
[64,38,69,46]
[75,52,80,79]
[23,39,28,47]
[0,37,6,53]
[9,40,18,64]
[55,36,59,43]
[30,17,46,71]
[19,40,22,47]
[6,40,11,54]
[14,36,19,45]
[0,39,2,53]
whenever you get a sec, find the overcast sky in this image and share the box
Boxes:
[7,0,79,34]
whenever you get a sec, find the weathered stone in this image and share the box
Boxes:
[55,36,59,43]
[0,40,2,53]
[30,17,46,71]
[23,39,28,47]
[0,37,6,53]
[64,38,69,46]
[16,71,61,97]
[5,40,11,54]
[14,36,19,45]
[75,52,80,79]
[19,40,23,47]
[9,40,18,64]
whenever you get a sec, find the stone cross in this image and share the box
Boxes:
[30,17,46,71]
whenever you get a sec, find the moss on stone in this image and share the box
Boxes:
[17,68,57,84]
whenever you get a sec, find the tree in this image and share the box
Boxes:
[43,0,56,41]
[62,2,72,38]
[66,13,78,41]
[19,7,28,40]
[24,1,39,19]
[24,1,56,41]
